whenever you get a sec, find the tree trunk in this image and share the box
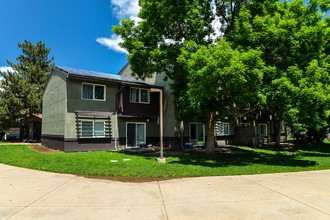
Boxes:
[275,120,283,148]
[206,112,216,154]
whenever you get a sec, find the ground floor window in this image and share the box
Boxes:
[81,121,105,138]
[215,121,230,136]
[189,123,205,145]
[126,123,146,147]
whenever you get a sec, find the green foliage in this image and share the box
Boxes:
[215,0,250,34]
[113,0,330,149]
[178,39,264,120]
[0,40,54,129]
[230,0,330,143]
[113,0,214,81]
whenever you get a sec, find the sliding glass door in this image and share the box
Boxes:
[126,123,146,147]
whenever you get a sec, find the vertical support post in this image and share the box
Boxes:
[151,88,166,163]
[160,89,164,159]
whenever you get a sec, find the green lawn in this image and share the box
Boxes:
[0,142,329,180]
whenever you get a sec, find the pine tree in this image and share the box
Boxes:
[0,40,54,129]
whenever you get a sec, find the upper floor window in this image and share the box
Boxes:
[130,88,150,104]
[82,83,105,101]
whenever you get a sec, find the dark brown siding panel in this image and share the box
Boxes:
[42,135,116,152]
[120,87,160,116]
[41,135,65,151]
[64,140,116,152]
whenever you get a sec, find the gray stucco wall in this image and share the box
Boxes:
[64,79,117,139]
[42,70,67,136]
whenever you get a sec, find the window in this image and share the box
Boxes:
[189,123,205,145]
[82,83,105,101]
[258,124,267,138]
[81,121,105,138]
[130,88,149,104]
[215,121,230,136]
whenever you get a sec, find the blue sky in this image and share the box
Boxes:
[0,1,328,76]
[0,0,140,74]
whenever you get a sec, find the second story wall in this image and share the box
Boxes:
[66,78,117,113]
[42,69,67,136]
[118,85,160,117]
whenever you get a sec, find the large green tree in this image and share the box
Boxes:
[0,40,54,129]
[113,0,214,96]
[179,39,264,153]
[113,0,251,152]
[229,0,330,145]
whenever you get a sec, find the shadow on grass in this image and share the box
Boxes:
[293,141,330,154]
[170,149,316,168]
[120,146,317,168]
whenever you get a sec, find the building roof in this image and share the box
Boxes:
[55,66,162,88]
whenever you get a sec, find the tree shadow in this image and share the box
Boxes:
[120,146,317,168]
[293,141,330,154]
[167,147,317,168]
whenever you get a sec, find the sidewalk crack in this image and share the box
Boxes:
[158,181,169,220]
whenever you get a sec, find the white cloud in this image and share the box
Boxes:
[111,0,141,23]
[96,35,127,54]
[96,0,140,53]
[0,66,13,73]
[0,67,14,80]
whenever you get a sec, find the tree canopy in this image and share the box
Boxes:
[0,40,54,129]
[114,0,330,152]
[229,0,330,144]
[178,39,265,153]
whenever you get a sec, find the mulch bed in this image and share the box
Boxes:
[29,144,59,153]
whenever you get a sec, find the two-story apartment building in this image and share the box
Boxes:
[42,65,282,152]
[42,66,162,151]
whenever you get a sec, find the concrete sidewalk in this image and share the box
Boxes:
[0,164,329,220]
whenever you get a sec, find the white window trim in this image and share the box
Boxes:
[81,83,106,101]
[126,122,147,148]
[215,121,230,136]
[80,120,106,138]
[130,87,150,104]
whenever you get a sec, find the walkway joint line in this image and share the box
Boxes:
[157,181,169,220]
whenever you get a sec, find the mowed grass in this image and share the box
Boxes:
[0,141,330,179]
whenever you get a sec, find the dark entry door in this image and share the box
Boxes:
[33,122,42,141]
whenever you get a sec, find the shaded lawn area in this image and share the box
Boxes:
[0,141,329,180]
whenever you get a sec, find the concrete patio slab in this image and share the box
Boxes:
[8,207,167,220]
[1,163,330,220]
[31,176,163,207]
[242,171,330,197]
[158,176,284,203]
[0,166,74,207]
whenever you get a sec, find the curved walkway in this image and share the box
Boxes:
[0,164,330,220]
